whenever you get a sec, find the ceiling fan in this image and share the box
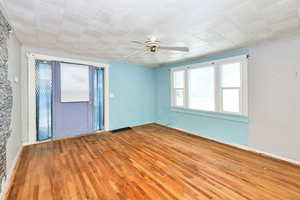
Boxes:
[131,38,189,53]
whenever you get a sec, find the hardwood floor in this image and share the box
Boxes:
[6,124,300,200]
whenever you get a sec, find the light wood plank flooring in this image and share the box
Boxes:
[6,124,300,200]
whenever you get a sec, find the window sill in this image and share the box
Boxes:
[170,107,249,123]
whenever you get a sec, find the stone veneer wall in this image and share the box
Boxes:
[0,10,12,190]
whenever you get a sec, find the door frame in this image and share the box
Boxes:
[27,53,110,144]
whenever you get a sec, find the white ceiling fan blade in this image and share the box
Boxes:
[124,50,142,60]
[159,46,189,52]
[131,41,144,45]
[124,49,149,61]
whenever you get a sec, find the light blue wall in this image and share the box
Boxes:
[108,50,249,146]
[154,49,249,146]
[109,61,156,130]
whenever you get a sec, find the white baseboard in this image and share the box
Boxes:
[0,145,23,200]
[162,124,300,166]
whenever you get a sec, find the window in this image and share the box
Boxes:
[60,63,90,102]
[220,63,241,113]
[172,70,185,107]
[171,55,248,116]
[189,66,215,111]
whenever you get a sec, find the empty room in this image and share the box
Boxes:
[0,0,300,199]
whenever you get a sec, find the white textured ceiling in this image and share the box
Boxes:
[3,0,300,66]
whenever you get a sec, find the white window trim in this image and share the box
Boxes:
[170,55,248,117]
[26,53,110,144]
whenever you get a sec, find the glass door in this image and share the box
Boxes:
[35,60,105,141]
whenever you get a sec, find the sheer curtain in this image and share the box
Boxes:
[35,60,53,141]
[93,67,104,131]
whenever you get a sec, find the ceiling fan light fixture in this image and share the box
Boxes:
[149,46,157,52]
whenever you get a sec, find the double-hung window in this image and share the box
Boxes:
[172,70,185,107]
[171,55,248,116]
